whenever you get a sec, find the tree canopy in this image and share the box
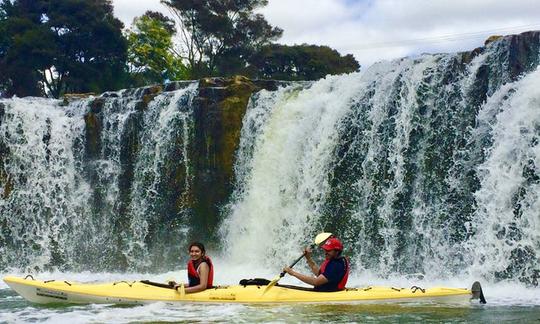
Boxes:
[126,11,187,87]
[246,44,360,80]
[161,0,283,78]
[0,0,361,97]
[0,0,127,98]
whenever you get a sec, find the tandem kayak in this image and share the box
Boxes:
[3,276,486,305]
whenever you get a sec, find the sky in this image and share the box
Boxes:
[112,0,540,68]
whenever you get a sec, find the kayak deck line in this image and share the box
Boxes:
[3,276,484,305]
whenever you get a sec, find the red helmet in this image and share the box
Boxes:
[321,237,343,251]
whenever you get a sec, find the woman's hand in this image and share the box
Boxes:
[283,266,294,275]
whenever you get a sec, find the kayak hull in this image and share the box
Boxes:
[3,276,475,305]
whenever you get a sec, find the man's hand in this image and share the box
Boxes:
[303,246,313,259]
[283,266,294,275]
[304,247,319,275]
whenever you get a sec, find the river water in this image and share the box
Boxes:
[2,264,540,323]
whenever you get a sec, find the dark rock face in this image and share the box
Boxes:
[80,76,284,249]
[0,102,9,199]
[507,31,540,79]
[191,76,285,240]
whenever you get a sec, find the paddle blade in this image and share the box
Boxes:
[174,283,186,298]
[314,232,333,246]
[261,275,280,295]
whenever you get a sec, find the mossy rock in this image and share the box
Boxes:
[0,167,12,199]
[141,85,163,106]
[61,93,96,106]
[90,98,105,114]
[484,35,503,46]
[84,112,101,159]
[461,47,484,65]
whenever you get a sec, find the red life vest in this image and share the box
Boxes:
[319,257,349,290]
[187,256,214,288]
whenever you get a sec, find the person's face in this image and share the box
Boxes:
[189,246,203,261]
[323,249,339,260]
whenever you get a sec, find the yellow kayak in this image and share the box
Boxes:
[3,276,485,304]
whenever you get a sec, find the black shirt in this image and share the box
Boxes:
[314,258,347,292]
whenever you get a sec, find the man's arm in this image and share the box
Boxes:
[304,247,319,275]
[283,267,329,287]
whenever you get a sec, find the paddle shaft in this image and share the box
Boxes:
[279,244,315,277]
[262,235,331,294]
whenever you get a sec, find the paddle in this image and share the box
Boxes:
[172,282,186,298]
[261,232,333,295]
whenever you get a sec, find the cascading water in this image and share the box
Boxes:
[0,98,89,271]
[0,83,198,272]
[223,34,540,284]
[0,32,539,286]
[468,68,540,284]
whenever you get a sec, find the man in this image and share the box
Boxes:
[283,237,349,292]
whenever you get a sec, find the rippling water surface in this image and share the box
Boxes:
[2,270,540,323]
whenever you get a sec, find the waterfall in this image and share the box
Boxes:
[468,68,540,284]
[0,83,198,271]
[0,97,89,271]
[223,34,540,284]
[1,32,539,284]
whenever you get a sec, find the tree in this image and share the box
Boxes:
[161,0,282,78]
[0,2,10,96]
[0,0,128,98]
[126,11,187,86]
[0,0,49,97]
[246,44,360,80]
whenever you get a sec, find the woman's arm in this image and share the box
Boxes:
[184,262,209,293]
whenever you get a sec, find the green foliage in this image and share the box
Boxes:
[0,0,127,98]
[161,0,282,78]
[0,3,8,96]
[127,11,187,86]
[0,0,48,96]
[246,44,361,80]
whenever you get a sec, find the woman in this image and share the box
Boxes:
[173,242,214,293]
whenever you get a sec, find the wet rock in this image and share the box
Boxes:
[90,98,105,114]
[84,112,101,160]
[190,75,279,237]
[507,31,540,79]
[164,81,196,92]
[61,93,96,106]
[484,35,503,46]
[141,85,162,107]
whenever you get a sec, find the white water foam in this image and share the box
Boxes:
[222,73,368,268]
[0,97,90,270]
[467,67,540,281]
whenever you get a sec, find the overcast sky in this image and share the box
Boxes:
[112,0,540,68]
